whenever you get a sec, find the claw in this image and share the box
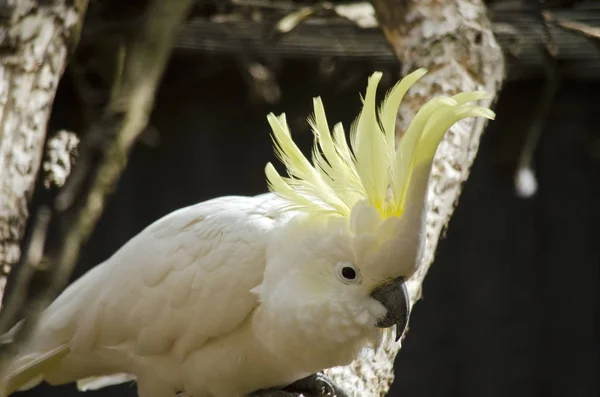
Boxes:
[248,373,348,397]
[284,373,348,397]
[248,392,305,397]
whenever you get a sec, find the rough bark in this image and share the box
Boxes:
[0,0,88,308]
[323,1,506,396]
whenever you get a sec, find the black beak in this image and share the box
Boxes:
[370,276,410,342]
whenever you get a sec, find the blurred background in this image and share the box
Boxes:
[6,0,600,396]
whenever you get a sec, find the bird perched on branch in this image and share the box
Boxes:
[0,69,494,397]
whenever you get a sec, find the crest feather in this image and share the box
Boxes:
[265,69,495,218]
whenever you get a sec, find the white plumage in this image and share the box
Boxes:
[15,195,288,395]
[0,70,494,397]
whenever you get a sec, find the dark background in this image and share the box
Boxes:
[8,2,600,397]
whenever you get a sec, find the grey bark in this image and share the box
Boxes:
[323,0,506,395]
[0,0,88,308]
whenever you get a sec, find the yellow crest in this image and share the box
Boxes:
[265,69,495,218]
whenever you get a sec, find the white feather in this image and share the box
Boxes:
[4,196,279,396]
[77,373,136,391]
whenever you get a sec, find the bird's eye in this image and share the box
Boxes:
[336,262,362,284]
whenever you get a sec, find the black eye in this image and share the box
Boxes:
[341,267,357,280]
[336,262,362,284]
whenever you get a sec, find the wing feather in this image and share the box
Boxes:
[15,195,278,385]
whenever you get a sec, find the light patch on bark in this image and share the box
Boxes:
[324,0,505,395]
[0,0,87,305]
[43,130,79,189]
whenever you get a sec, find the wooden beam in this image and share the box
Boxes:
[156,1,599,80]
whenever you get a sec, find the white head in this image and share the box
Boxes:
[253,70,494,353]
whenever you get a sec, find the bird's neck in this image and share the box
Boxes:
[250,304,376,374]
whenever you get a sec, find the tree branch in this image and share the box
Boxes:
[368,0,408,53]
[323,0,506,395]
[0,0,193,365]
[0,0,88,310]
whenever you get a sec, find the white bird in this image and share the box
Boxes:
[0,69,494,397]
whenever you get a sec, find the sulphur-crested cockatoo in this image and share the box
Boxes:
[0,69,494,397]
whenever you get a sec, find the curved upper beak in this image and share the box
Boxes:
[370,276,410,342]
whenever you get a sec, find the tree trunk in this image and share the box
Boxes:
[323,0,506,395]
[0,0,88,307]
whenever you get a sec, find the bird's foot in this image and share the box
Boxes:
[285,372,348,397]
[248,392,302,397]
[249,372,348,397]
